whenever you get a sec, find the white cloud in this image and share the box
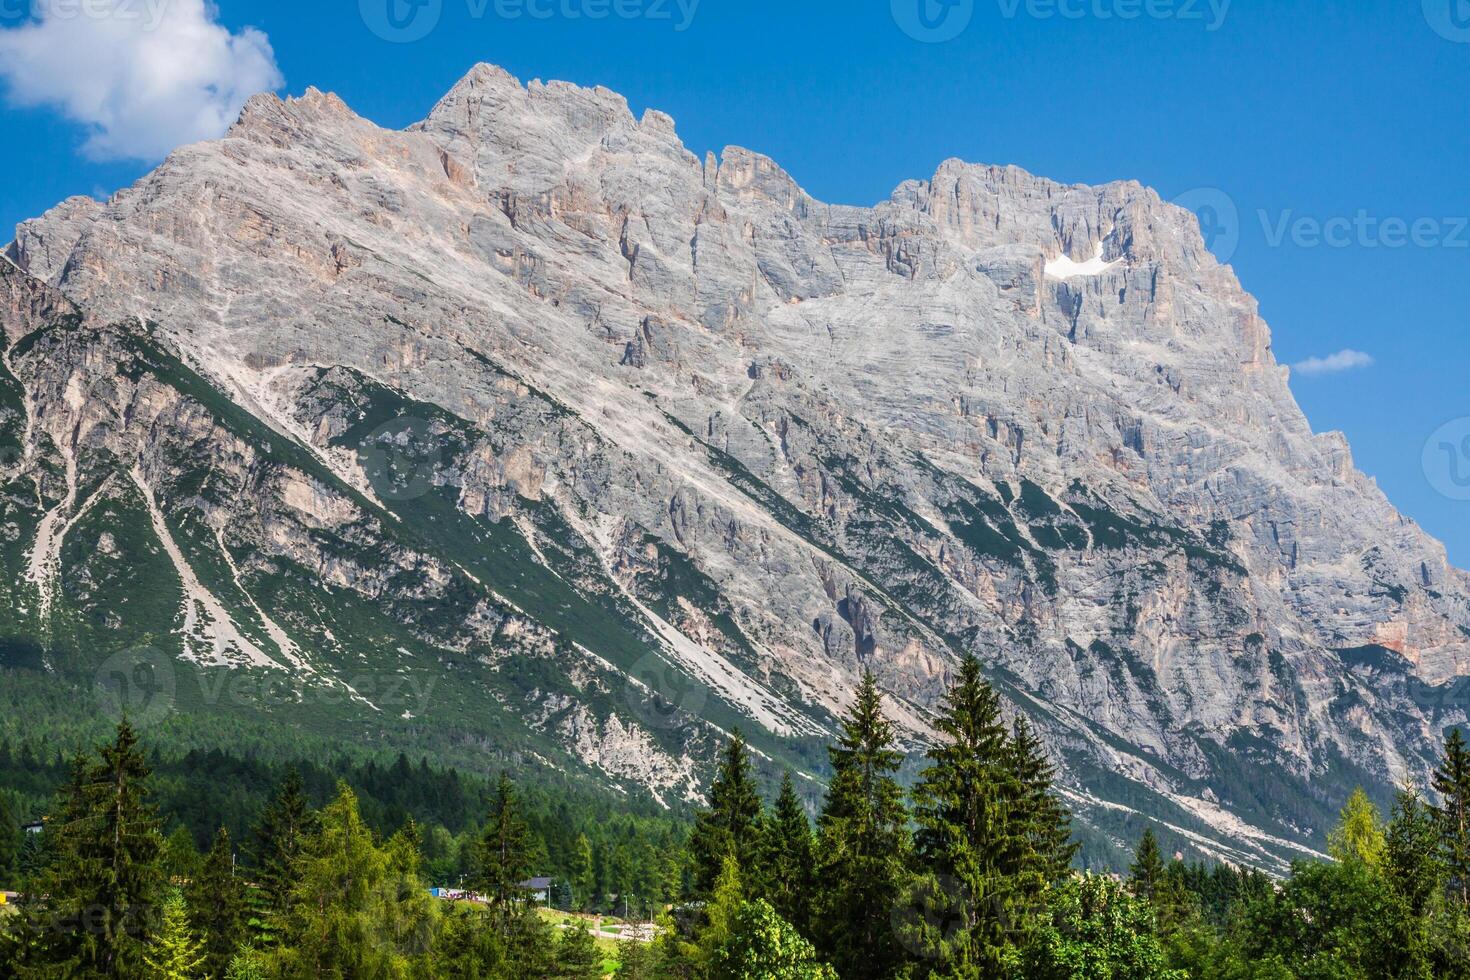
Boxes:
[0,0,283,161]
[1292,349,1374,376]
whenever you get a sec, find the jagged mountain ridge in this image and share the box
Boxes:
[3,63,1467,868]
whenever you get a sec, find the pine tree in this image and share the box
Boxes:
[764,770,814,934]
[688,730,766,897]
[144,889,206,980]
[1129,828,1167,904]
[188,826,245,978]
[908,655,1034,975]
[1432,727,1470,907]
[473,773,539,928]
[250,767,315,932]
[814,672,911,979]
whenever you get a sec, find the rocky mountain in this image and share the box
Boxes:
[3,63,1466,869]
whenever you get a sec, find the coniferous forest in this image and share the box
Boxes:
[2,654,1469,979]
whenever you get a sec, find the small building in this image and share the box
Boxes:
[21,821,43,835]
[516,876,553,904]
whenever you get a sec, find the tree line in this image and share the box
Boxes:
[2,652,1470,978]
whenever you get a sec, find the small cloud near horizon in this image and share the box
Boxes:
[0,0,283,162]
[1292,349,1374,376]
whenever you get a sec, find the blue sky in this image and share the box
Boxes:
[2,0,1468,563]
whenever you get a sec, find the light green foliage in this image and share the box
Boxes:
[713,899,837,980]
[268,783,437,979]
[143,889,206,980]
[1020,873,1185,980]
[1328,787,1387,868]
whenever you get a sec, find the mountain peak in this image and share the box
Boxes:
[5,62,1467,870]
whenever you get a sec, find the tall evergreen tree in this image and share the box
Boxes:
[908,655,1034,975]
[814,672,911,979]
[1433,727,1470,907]
[688,730,765,897]
[1128,829,1167,905]
[1385,784,1445,916]
[15,723,166,978]
[1009,715,1078,885]
[473,773,539,927]
[764,770,814,935]
[188,826,245,978]
[250,767,314,925]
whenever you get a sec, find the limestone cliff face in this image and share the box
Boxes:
[5,64,1466,867]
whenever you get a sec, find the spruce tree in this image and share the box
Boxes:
[688,730,765,897]
[1432,727,1470,907]
[1128,828,1167,904]
[188,826,245,978]
[250,767,314,928]
[1385,785,1445,916]
[908,655,1032,975]
[553,922,603,980]
[1009,715,1078,885]
[24,722,167,977]
[143,889,206,980]
[473,773,539,928]
[814,671,911,979]
[764,770,814,935]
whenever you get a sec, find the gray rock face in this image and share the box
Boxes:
[6,63,1468,866]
